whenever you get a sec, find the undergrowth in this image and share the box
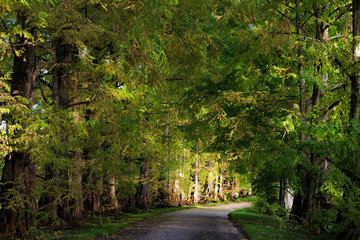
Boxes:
[230,207,329,240]
[19,207,186,240]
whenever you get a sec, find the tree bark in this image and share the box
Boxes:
[219,164,225,200]
[41,36,78,226]
[291,0,308,220]
[350,0,360,120]
[135,156,152,209]
[0,11,37,233]
[72,150,84,216]
[193,141,200,204]
[109,174,119,210]
[292,3,330,220]
[214,172,219,201]
[171,155,181,206]
[179,150,186,206]
[52,38,75,109]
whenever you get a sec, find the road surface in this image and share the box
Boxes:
[101,202,251,240]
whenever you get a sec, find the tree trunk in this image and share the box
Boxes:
[295,3,306,210]
[279,179,285,208]
[72,150,84,217]
[214,172,219,201]
[171,155,181,206]
[82,167,103,213]
[135,156,152,209]
[179,150,186,206]
[109,175,119,210]
[83,167,103,213]
[52,38,75,109]
[280,179,294,210]
[207,173,213,201]
[193,141,200,204]
[350,0,360,120]
[0,11,37,233]
[219,165,225,201]
[157,114,171,205]
[291,0,324,220]
[0,153,37,233]
[71,108,84,216]
[42,36,78,225]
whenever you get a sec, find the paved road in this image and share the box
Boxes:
[101,202,251,240]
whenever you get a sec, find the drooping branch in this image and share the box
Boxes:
[66,101,91,109]
[324,3,352,31]
[328,35,343,41]
[330,83,346,92]
[36,76,49,103]
[325,157,360,183]
[266,0,311,38]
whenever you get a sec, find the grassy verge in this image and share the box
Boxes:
[22,207,186,240]
[230,207,329,240]
[233,196,256,203]
[198,196,256,207]
[19,197,255,240]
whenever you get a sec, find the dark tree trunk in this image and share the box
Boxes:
[291,2,330,221]
[40,37,78,226]
[0,11,37,233]
[291,0,306,217]
[135,156,152,209]
[335,2,360,239]
[157,115,171,206]
[52,37,76,109]
[279,179,285,208]
[0,153,37,233]
[82,168,103,213]
[350,0,360,120]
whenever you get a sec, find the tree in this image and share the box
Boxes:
[0,1,42,232]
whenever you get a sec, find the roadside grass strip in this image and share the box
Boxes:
[230,207,329,240]
[23,207,186,240]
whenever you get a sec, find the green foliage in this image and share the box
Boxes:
[254,198,288,217]
[0,0,359,238]
[230,207,329,240]
[29,206,187,240]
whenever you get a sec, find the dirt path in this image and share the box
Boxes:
[100,202,251,240]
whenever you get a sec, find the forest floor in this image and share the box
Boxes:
[99,202,251,240]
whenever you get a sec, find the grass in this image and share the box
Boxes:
[230,207,329,240]
[21,207,187,240]
[19,197,255,240]
[196,196,256,207]
[233,196,257,203]
[32,222,130,240]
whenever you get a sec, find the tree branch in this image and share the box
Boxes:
[267,0,311,38]
[166,77,184,81]
[66,101,91,109]
[328,35,343,41]
[324,3,352,31]
[36,76,49,103]
[325,157,360,183]
[330,83,346,92]
[38,78,53,90]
